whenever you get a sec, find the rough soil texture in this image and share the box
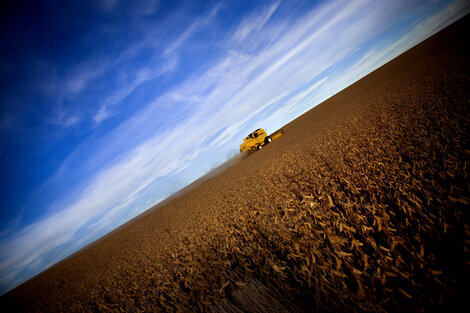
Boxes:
[2,16,469,313]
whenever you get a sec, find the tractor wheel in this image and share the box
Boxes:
[257,145,263,150]
[265,136,272,144]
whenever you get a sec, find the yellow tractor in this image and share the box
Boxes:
[239,128,272,153]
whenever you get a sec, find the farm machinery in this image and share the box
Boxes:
[239,128,284,153]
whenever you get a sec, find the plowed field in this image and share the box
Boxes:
[2,15,469,313]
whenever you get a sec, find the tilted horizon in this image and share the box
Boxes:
[0,0,468,294]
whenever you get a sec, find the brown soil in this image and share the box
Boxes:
[2,15,469,313]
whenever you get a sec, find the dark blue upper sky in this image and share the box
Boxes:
[0,0,468,294]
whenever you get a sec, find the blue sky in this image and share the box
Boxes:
[0,0,468,294]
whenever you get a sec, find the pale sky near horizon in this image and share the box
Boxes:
[0,0,468,294]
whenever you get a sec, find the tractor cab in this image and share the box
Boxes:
[239,128,271,153]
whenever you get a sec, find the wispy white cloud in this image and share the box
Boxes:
[64,62,108,95]
[39,57,110,97]
[27,57,110,129]
[2,0,468,294]
[164,3,223,56]
[94,55,179,124]
[93,3,223,124]
[230,1,280,43]
[0,126,192,283]
[318,0,470,98]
